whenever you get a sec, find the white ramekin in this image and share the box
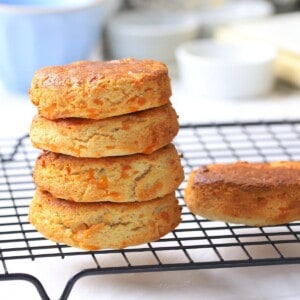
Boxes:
[175,39,277,99]
[105,10,200,68]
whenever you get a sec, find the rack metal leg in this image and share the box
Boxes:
[0,273,50,300]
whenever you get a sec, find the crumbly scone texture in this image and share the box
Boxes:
[29,189,181,250]
[29,58,171,120]
[33,144,184,202]
[30,104,179,157]
[184,161,300,226]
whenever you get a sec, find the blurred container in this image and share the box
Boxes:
[0,0,105,94]
[105,10,200,74]
[216,12,300,88]
[193,0,275,37]
[127,0,228,11]
[175,39,277,99]
[126,0,274,38]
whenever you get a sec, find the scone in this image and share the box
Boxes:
[30,104,179,157]
[29,188,182,250]
[184,161,300,226]
[29,58,171,120]
[33,144,184,202]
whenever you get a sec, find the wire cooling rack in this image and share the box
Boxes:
[1,120,300,300]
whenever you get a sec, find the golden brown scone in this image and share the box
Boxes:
[184,161,300,226]
[29,188,181,250]
[29,59,171,120]
[33,144,184,202]
[30,104,179,157]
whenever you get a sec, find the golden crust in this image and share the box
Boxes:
[29,59,171,120]
[30,104,179,157]
[184,161,300,226]
[29,188,181,250]
[33,144,184,202]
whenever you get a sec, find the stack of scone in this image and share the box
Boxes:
[28,58,184,250]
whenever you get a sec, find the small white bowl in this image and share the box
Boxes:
[105,11,200,68]
[175,39,277,99]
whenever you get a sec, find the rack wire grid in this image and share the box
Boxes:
[1,120,300,300]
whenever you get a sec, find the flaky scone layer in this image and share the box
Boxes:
[29,189,181,250]
[30,58,171,120]
[30,104,179,157]
[33,144,184,202]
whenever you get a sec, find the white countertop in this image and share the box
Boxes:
[1,78,300,300]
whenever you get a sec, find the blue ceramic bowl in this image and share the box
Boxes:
[0,0,104,94]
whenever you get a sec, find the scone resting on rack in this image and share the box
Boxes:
[30,103,179,157]
[30,58,171,120]
[184,161,300,226]
[33,144,184,202]
[29,189,181,251]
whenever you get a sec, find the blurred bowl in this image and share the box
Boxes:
[127,0,218,11]
[175,39,277,99]
[0,0,105,94]
[105,10,200,72]
[194,0,275,37]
